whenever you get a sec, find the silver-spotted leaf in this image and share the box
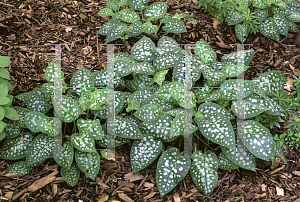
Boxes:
[61,95,80,123]
[221,134,256,171]
[273,14,289,36]
[162,18,187,33]
[258,17,280,41]
[26,134,54,167]
[141,95,174,112]
[126,100,140,113]
[128,0,149,11]
[12,107,31,128]
[6,161,32,175]
[69,67,94,96]
[153,52,183,72]
[197,112,235,149]
[115,116,143,139]
[24,111,47,133]
[202,69,226,86]
[198,102,234,120]
[45,62,65,83]
[61,162,80,187]
[221,49,254,66]
[37,117,60,137]
[235,23,249,43]
[170,114,198,138]
[133,104,164,122]
[218,152,239,170]
[128,87,154,105]
[98,8,114,16]
[190,150,218,196]
[130,62,155,75]
[131,36,156,62]
[71,129,97,153]
[77,119,102,140]
[116,9,140,23]
[130,134,163,173]
[154,82,183,104]
[127,20,143,37]
[0,132,33,160]
[75,150,100,181]
[222,64,251,78]
[142,21,159,34]
[154,70,168,86]
[95,123,129,147]
[219,79,255,101]
[54,141,73,169]
[194,41,217,67]
[156,147,191,197]
[169,85,196,108]
[144,2,167,20]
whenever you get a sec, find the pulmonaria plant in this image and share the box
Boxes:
[98,0,197,43]
[0,56,20,141]
[0,36,288,198]
[196,0,300,43]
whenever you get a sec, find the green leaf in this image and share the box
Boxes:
[75,150,100,181]
[273,14,289,36]
[221,134,256,171]
[274,143,287,164]
[116,9,140,23]
[188,17,198,24]
[2,95,12,107]
[194,41,216,67]
[141,95,174,112]
[6,161,32,175]
[37,117,60,137]
[45,62,64,83]
[252,0,268,9]
[0,56,11,68]
[132,74,153,91]
[0,106,4,121]
[106,0,120,12]
[0,121,7,133]
[218,152,239,170]
[12,107,31,128]
[154,82,184,104]
[131,36,156,62]
[78,91,91,112]
[130,134,163,173]
[235,23,249,43]
[98,19,125,36]
[156,147,191,197]
[126,20,143,37]
[0,83,8,98]
[222,64,251,78]
[221,49,254,66]
[71,129,97,153]
[198,102,234,120]
[162,18,187,33]
[118,0,128,7]
[258,17,280,41]
[86,89,106,110]
[0,131,6,140]
[264,96,283,116]
[176,13,188,19]
[190,150,218,196]
[169,85,196,108]
[226,10,244,26]
[197,89,221,102]
[139,114,177,142]
[0,132,32,160]
[254,8,269,22]
[4,120,21,138]
[115,116,143,139]
[193,86,212,100]
[98,8,114,16]
[0,78,13,91]
[154,70,168,86]
[26,134,54,167]
[128,0,149,11]
[24,111,47,133]
[219,79,255,101]
[61,95,80,123]
[164,108,185,117]
[15,92,52,113]
[77,119,102,140]
[142,21,159,34]
[197,112,235,149]
[252,70,287,97]
[69,67,94,96]
[241,120,276,162]
[61,162,80,187]
[144,2,167,20]
[0,69,10,80]
[54,141,73,169]
[95,123,129,147]
[157,36,183,55]
[133,104,164,122]
[41,83,54,98]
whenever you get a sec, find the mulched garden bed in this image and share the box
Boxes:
[0,0,300,201]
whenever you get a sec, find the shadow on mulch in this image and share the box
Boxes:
[0,0,300,201]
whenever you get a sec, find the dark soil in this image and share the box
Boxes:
[0,0,300,201]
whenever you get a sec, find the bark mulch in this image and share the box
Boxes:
[0,0,300,201]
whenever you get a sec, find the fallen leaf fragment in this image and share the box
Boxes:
[124,172,144,182]
[28,170,58,192]
[289,63,300,76]
[173,193,181,202]
[213,19,221,29]
[276,186,284,196]
[97,194,109,202]
[118,193,134,202]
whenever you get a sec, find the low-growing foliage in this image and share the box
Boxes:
[0,37,290,197]
[98,0,197,43]
[196,0,300,43]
